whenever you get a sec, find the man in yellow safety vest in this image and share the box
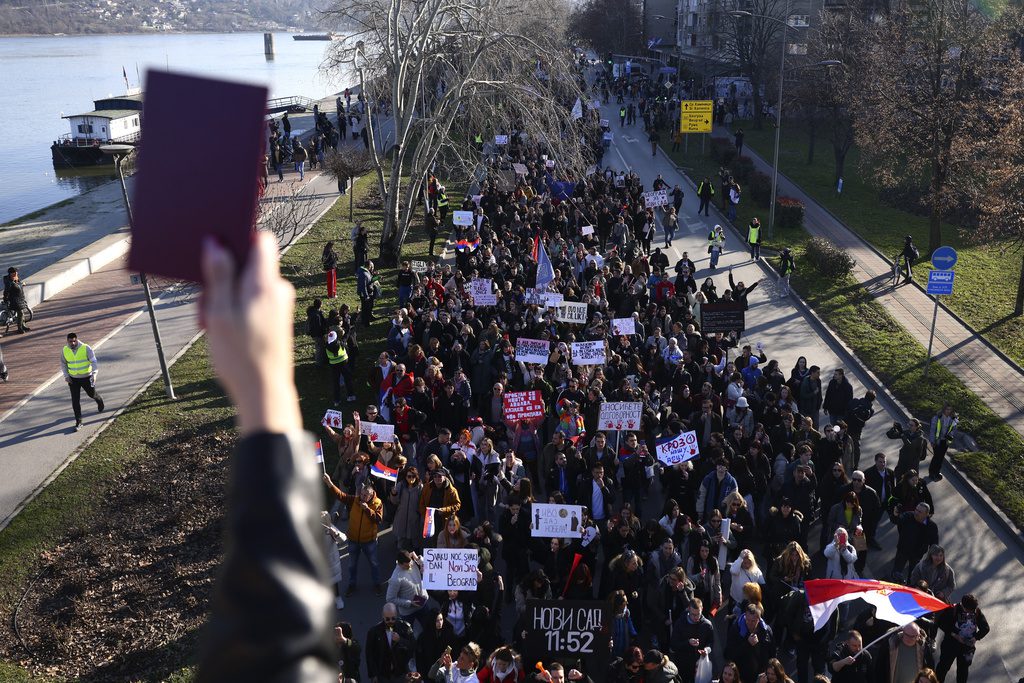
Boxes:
[746,217,762,261]
[325,330,357,406]
[61,332,104,431]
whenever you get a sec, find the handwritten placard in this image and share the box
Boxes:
[452,210,474,226]
[470,278,496,306]
[423,548,479,591]
[597,402,643,432]
[531,503,584,538]
[516,337,551,364]
[655,430,701,466]
[359,421,395,443]
[557,301,588,324]
[642,189,670,207]
[571,340,606,365]
[611,317,635,336]
[504,390,546,422]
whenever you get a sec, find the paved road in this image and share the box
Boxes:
[328,103,1024,683]
[0,172,340,529]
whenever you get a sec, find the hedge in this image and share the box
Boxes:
[804,235,856,277]
[776,197,806,230]
[749,171,773,208]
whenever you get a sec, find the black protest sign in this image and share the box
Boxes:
[523,600,610,669]
[700,301,746,333]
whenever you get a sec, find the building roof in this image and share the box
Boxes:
[63,109,141,120]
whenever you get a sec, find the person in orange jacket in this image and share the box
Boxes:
[323,476,384,596]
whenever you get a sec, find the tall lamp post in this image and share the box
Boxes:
[100,144,177,400]
[729,9,840,239]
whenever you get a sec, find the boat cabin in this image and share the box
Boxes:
[59,90,143,146]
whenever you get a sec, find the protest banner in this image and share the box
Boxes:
[494,134,509,145]
[411,260,428,274]
[452,210,474,226]
[513,163,529,175]
[543,292,564,308]
[321,409,345,428]
[515,337,550,364]
[571,341,606,365]
[700,301,746,333]
[610,317,635,336]
[655,430,701,466]
[557,301,588,324]
[423,548,479,591]
[531,503,584,538]
[642,189,670,207]
[602,132,613,143]
[600,118,609,127]
[597,401,643,431]
[470,278,497,306]
[359,421,395,443]
[581,225,595,236]
[545,159,555,169]
[503,390,546,422]
[523,288,545,305]
[525,600,610,659]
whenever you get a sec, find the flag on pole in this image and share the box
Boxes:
[423,507,440,538]
[805,579,950,631]
[571,97,583,120]
[314,440,326,473]
[370,462,399,482]
[534,237,555,289]
[123,66,130,91]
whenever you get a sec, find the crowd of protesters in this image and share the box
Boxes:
[298,67,986,683]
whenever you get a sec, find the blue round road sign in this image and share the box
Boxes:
[932,246,958,270]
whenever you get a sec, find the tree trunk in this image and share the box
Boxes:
[807,122,816,165]
[834,146,847,188]
[1016,251,1024,316]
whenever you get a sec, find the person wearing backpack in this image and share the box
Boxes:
[901,235,920,283]
[322,241,339,298]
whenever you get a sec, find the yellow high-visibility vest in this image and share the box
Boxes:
[63,344,92,377]
[748,225,760,244]
[326,344,349,365]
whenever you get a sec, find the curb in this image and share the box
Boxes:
[22,232,132,309]
[659,141,1024,554]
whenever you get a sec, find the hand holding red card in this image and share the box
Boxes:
[129,70,268,282]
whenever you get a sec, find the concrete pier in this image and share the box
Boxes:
[264,32,274,58]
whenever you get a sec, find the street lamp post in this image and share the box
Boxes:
[100,144,177,400]
[729,10,840,239]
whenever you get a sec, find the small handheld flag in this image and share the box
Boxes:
[370,462,398,482]
[805,579,950,631]
[423,507,440,538]
[314,440,325,473]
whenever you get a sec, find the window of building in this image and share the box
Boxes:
[691,33,698,46]
[77,123,94,134]
[787,14,810,26]
[787,42,808,54]
[133,117,139,126]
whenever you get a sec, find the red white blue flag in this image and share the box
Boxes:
[422,507,439,538]
[806,579,950,630]
[314,440,325,472]
[370,462,398,482]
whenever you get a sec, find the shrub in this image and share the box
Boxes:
[710,138,737,166]
[730,155,755,183]
[805,236,855,277]
[775,196,805,230]
[749,171,773,208]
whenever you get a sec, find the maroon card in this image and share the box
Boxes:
[129,70,268,282]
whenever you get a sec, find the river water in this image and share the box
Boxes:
[0,32,351,224]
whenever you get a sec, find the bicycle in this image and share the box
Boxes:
[0,301,33,335]
[891,254,904,287]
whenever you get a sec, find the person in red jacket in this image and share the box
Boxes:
[478,646,526,682]
[652,272,676,303]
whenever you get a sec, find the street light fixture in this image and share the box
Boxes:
[726,9,841,238]
[100,144,177,400]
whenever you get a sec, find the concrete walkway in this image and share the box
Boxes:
[598,98,1024,682]
[717,130,1024,440]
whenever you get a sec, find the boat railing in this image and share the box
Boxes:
[54,130,142,147]
[267,95,317,114]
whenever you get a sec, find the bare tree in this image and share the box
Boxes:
[320,0,591,264]
[256,181,333,251]
[714,0,788,130]
[848,0,1019,253]
[569,0,645,57]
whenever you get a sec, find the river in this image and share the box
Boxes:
[0,32,352,225]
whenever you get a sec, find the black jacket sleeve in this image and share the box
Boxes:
[197,432,335,683]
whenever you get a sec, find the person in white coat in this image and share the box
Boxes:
[321,510,348,609]
[824,527,858,579]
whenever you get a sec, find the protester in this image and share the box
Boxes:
[61,332,105,431]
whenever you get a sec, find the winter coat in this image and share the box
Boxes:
[823,540,858,579]
[390,480,424,542]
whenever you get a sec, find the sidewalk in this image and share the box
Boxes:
[719,130,1024,440]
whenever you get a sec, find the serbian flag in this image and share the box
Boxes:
[370,462,398,482]
[806,579,950,631]
[455,237,481,252]
[314,440,325,466]
[422,507,440,538]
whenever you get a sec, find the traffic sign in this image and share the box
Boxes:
[680,100,713,133]
[926,269,955,295]
[931,246,958,270]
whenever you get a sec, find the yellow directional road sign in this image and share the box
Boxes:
[679,100,713,133]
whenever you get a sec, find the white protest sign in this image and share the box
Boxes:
[470,278,497,306]
[543,292,564,308]
[611,317,635,336]
[531,503,584,538]
[603,132,613,142]
[322,409,345,428]
[495,134,509,145]
[516,337,551,364]
[600,118,609,127]
[513,163,529,175]
[655,430,700,466]
[411,260,428,274]
[598,401,643,431]
[524,288,545,305]
[359,421,396,443]
[581,225,595,236]
[557,301,588,324]
[642,189,670,207]
[571,340,606,365]
[423,548,479,591]
[452,210,474,226]
[471,194,482,206]
[545,159,555,169]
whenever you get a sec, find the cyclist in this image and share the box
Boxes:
[899,235,920,284]
[2,267,30,333]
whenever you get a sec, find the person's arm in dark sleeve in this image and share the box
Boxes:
[196,432,335,683]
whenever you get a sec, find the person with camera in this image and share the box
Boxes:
[935,594,989,683]
[928,405,959,482]
[3,267,30,333]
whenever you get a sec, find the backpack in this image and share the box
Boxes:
[911,245,920,260]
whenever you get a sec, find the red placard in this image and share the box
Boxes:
[503,390,545,422]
